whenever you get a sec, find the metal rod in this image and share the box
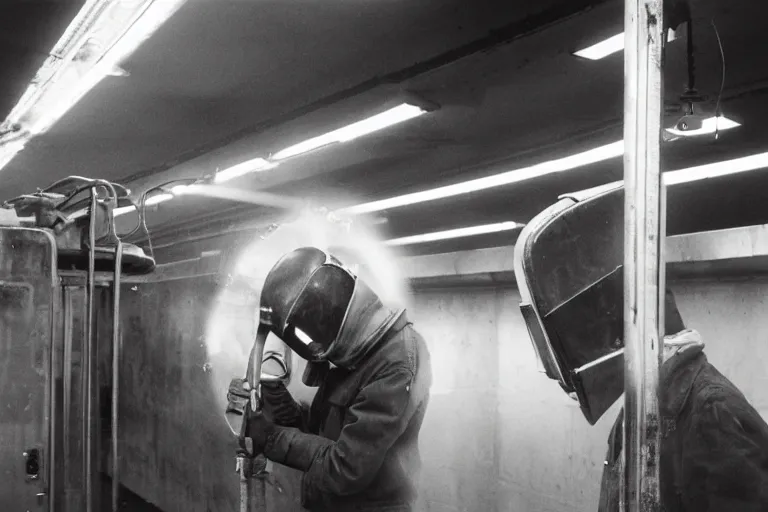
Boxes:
[622,0,665,510]
[48,237,58,512]
[111,241,123,512]
[62,289,73,511]
[84,189,97,512]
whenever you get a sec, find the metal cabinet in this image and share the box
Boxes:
[0,228,57,510]
[0,227,113,512]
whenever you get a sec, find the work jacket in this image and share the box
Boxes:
[598,346,768,511]
[262,311,432,512]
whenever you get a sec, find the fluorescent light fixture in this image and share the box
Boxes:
[384,221,524,246]
[568,149,768,199]
[573,33,625,60]
[666,151,768,185]
[665,115,740,138]
[573,28,677,60]
[0,140,26,169]
[0,0,188,170]
[341,140,624,215]
[272,103,427,161]
[215,158,278,183]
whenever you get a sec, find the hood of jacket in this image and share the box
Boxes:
[318,278,404,370]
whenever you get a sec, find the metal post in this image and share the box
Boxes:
[111,241,123,512]
[622,0,665,511]
[62,289,73,510]
[84,189,97,512]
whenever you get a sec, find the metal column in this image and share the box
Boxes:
[622,0,666,511]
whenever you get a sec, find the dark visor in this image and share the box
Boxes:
[286,265,355,352]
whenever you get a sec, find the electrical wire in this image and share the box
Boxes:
[132,177,200,260]
[711,19,726,140]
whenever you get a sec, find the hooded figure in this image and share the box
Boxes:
[231,247,432,512]
[598,304,768,511]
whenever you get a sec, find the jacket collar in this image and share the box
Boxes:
[320,277,406,370]
[658,343,707,418]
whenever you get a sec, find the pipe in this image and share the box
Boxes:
[622,1,665,510]
[84,188,97,512]
[111,240,123,512]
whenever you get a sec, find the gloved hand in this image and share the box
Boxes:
[226,378,279,455]
[243,409,278,455]
[261,381,302,427]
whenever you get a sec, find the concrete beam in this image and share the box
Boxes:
[405,224,768,286]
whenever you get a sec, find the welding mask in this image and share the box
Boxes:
[514,184,685,425]
[258,247,358,364]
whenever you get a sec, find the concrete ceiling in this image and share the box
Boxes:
[3,0,768,258]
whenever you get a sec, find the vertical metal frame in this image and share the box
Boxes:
[622,0,665,510]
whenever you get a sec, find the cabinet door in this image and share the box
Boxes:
[0,228,56,511]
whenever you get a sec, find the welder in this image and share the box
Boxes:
[598,290,768,511]
[229,247,432,512]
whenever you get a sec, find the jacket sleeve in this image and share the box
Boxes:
[681,398,768,511]
[263,366,415,497]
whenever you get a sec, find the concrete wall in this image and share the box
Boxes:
[408,277,768,512]
[113,270,768,512]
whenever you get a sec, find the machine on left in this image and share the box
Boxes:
[0,177,155,512]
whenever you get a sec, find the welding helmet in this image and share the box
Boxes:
[257,247,355,363]
[514,184,685,425]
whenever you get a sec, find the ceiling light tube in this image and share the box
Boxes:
[384,221,524,246]
[0,141,26,170]
[573,33,625,60]
[573,28,677,61]
[0,0,189,171]
[272,103,428,161]
[215,158,278,183]
[341,140,624,215]
[567,149,768,199]
[666,151,768,185]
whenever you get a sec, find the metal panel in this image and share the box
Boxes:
[0,227,57,511]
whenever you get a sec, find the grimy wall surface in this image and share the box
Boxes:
[409,277,768,512]
[115,274,768,512]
